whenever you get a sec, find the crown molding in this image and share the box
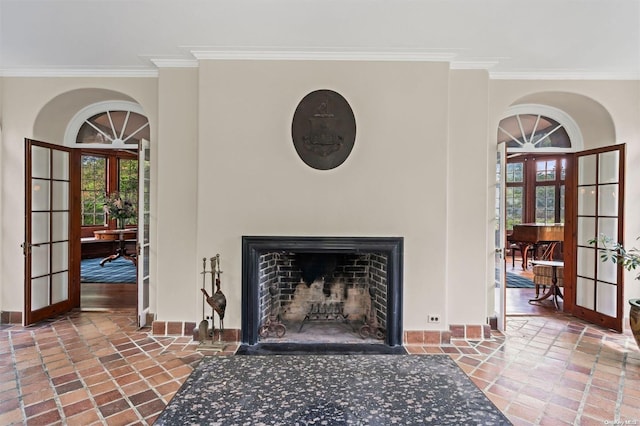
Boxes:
[490,70,640,81]
[189,47,459,62]
[148,58,199,68]
[450,60,499,70]
[1,63,637,81]
[0,68,158,78]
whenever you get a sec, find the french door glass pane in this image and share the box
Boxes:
[598,217,618,242]
[31,146,50,179]
[578,185,596,216]
[51,212,69,242]
[31,277,50,311]
[52,150,69,180]
[52,181,69,210]
[596,282,617,317]
[577,246,595,278]
[560,185,565,223]
[576,277,595,309]
[31,244,50,278]
[578,155,597,185]
[598,184,619,216]
[598,150,619,184]
[32,179,50,211]
[51,242,69,274]
[597,254,618,283]
[51,272,68,304]
[31,212,50,246]
[577,217,596,246]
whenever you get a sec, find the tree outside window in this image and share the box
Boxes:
[80,151,138,235]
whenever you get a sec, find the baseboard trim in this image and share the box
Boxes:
[0,311,22,324]
[404,324,492,345]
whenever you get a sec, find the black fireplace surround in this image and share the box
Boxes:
[241,236,403,347]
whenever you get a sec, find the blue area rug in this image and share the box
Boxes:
[156,355,511,425]
[506,272,534,288]
[81,257,136,283]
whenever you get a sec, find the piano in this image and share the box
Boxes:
[509,223,564,269]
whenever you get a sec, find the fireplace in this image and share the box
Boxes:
[241,236,403,346]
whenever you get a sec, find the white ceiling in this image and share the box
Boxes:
[1,0,639,79]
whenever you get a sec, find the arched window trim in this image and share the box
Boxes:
[64,100,148,148]
[499,104,583,153]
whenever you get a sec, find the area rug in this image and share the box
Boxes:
[506,272,534,288]
[155,355,511,425]
[81,257,136,283]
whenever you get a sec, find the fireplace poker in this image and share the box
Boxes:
[198,257,209,342]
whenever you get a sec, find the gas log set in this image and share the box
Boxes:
[257,252,389,342]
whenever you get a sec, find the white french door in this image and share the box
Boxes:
[494,142,507,331]
[137,139,151,327]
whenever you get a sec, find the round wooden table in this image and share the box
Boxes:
[93,229,137,266]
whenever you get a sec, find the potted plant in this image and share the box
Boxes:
[589,235,640,348]
[103,192,136,229]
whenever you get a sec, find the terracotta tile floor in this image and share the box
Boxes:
[1,310,639,425]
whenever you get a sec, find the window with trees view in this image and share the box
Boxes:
[505,154,566,230]
[506,162,524,230]
[81,150,138,229]
[81,155,107,226]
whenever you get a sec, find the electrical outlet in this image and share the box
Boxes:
[428,315,440,323]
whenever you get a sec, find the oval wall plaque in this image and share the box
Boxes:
[291,89,356,170]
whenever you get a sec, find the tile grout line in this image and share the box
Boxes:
[8,329,29,423]
[613,346,629,422]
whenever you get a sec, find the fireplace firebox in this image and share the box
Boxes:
[241,236,403,347]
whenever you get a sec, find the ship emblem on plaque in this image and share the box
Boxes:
[292,89,356,170]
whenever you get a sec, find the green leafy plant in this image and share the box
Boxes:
[588,235,640,281]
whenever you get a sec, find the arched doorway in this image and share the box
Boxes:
[498,104,581,317]
[494,95,626,332]
[64,101,149,312]
[25,92,152,326]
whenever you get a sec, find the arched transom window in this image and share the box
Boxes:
[65,101,149,148]
[498,104,582,153]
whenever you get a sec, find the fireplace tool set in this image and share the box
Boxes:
[198,254,227,344]
[258,284,287,338]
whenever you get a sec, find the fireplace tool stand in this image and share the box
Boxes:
[259,284,286,338]
[198,255,226,351]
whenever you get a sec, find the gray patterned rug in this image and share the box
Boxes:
[155,355,511,425]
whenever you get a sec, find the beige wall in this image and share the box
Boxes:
[447,69,491,324]
[156,67,199,320]
[192,60,455,331]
